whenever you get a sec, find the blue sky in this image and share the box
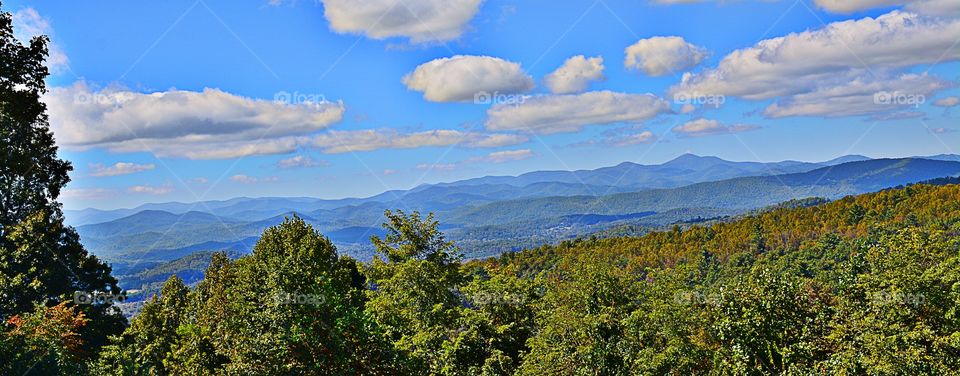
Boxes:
[9,0,959,209]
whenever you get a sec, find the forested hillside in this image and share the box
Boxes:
[4,3,959,373]
[71,156,960,272]
[81,182,960,375]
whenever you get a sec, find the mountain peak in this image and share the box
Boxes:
[663,153,726,167]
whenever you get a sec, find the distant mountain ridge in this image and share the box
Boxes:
[445,158,960,226]
[73,156,960,270]
[68,153,927,226]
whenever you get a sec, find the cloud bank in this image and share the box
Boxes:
[45,83,345,159]
[670,11,960,118]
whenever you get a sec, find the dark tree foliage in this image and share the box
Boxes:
[0,2,125,374]
[89,183,960,375]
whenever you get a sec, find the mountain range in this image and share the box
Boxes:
[67,154,960,288]
[67,153,887,227]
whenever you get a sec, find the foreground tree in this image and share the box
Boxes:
[96,216,399,375]
[0,3,125,373]
[365,210,466,373]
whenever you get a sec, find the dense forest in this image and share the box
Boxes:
[3,3,960,374]
[9,177,960,373]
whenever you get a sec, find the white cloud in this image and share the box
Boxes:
[416,148,533,172]
[311,129,527,153]
[277,155,328,169]
[485,91,671,134]
[612,131,657,147]
[625,36,707,77]
[867,111,925,121]
[415,163,458,171]
[90,162,156,177]
[128,184,173,195]
[670,11,960,103]
[814,0,960,15]
[402,55,534,102]
[12,8,69,73]
[906,0,960,15]
[61,187,116,200]
[191,177,209,184]
[672,118,758,137]
[763,73,950,118]
[230,174,278,184]
[814,0,902,13]
[468,149,534,163]
[321,0,483,43]
[544,55,605,94]
[44,82,345,159]
[934,96,960,107]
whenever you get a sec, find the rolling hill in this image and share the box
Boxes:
[72,156,960,270]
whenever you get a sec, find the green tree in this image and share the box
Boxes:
[0,2,125,371]
[365,210,465,373]
[97,217,400,375]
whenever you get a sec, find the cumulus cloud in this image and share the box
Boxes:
[544,55,605,94]
[321,0,482,43]
[230,174,278,184]
[44,82,345,159]
[625,36,707,77]
[128,184,173,195]
[90,162,156,177]
[934,96,960,107]
[763,73,950,118]
[276,155,328,169]
[672,119,758,137]
[311,129,527,153]
[402,55,534,102]
[12,8,69,73]
[485,91,671,134]
[671,11,960,102]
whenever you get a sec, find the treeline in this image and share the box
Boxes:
[58,183,960,375]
